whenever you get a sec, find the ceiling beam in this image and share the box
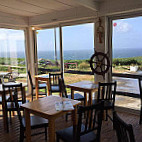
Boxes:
[73,0,99,11]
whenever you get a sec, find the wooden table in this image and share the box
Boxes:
[34,74,50,99]
[1,82,26,131]
[21,96,81,142]
[67,81,98,106]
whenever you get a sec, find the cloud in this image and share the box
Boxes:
[113,21,131,33]
[0,29,24,40]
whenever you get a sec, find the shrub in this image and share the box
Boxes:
[78,62,89,70]
[113,58,140,66]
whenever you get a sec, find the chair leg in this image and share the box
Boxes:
[45,126,47,140]
[139,106,142,124]
[66,114,68,121]
[56,134,60,142]
[45,88,47,97]
[9,111,12,124]
[6,111,9,133]
[105,110,108,121]
[31,89,34,101]
[20,127,24,142]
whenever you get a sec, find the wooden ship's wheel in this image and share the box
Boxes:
[90,52,110,76]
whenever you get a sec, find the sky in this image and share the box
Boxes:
[113,16,142,49]
[37,23,94,51]
[0,16,142,54]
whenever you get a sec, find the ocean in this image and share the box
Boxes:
[0,48,142,60]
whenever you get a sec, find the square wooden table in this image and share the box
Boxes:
[67,81,98,106]
[21,96,81,142]
[34,74,50,99]
[1,82,26,131]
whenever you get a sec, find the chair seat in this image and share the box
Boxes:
[68,93,85,101]
[50,85,60,92]
[22,115,48,129]
[56,125,97,142]
[33,83,47,89]
[7,100,29,110]
[92,99,113,109]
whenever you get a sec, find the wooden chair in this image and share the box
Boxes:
[28,71,47,101]
[49,72,63,95]
[59,77,85,103]
[59,77,85,121]
[2,82,27,132]
[138,78,142,124]
[113,111,135,142]
[92,82,117,121]
[13,92,48,142]
[56,102,104,142]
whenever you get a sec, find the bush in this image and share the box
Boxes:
[113,58,140,66]
[78,62,89,70]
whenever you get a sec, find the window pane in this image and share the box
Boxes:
[62,23,94,84]
[37,28,60,74]
[0,28,27,84]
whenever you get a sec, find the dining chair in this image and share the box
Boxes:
[2,82,27,132]
[56,102,104,142]
[113,111,135,142]
[92,82,117,122]
[28,71,47,101]
[13,92,48,142]
[138,78,142,124]
[49,72,63,95]
[59,77,85,120]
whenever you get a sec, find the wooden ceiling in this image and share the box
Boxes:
[0,0,81,16]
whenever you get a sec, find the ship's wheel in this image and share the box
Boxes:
[90,52,110,76]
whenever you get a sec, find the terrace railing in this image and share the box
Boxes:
[112,73,142,98]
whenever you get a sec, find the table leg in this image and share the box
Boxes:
[47,80,50,96]
[22,86,26,103]
[72,106,78,126]
[2,92,7,130]
[84,92,87,106]
[25,109,31,142]
[48,118,55,142]
[71,89,74,99]
[35,78,39,99]
[88,91,92,106]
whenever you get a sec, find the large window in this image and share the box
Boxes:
[62,23,95,84]
[112,17,142,110]
[0,28,27,83]
[37,28,60,74]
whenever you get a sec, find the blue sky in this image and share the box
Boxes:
[113,16,142,49]
[0,17,142,54]
[37,23,94,51]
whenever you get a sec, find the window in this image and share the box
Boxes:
[62,23,95,84]
[37,28,60,74]
[0,28,27,83]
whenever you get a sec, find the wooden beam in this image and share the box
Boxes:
[74,0,99,11]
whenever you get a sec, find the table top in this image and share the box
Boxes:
[0,72,10,77]
[0,82,26,92]
[21,96,81,118]
[67,80,98,91]
[34,74,49,78]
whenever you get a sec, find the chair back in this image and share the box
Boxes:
[97,82,117,106]
[49,72,63,86]
[59,78,68,98]
[76,102,104,142]
[28,71,33,87]
[113,111,135,142]
[13,91,24,128]
[3,82,25,109]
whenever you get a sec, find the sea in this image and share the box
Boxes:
[0,48,142,60]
